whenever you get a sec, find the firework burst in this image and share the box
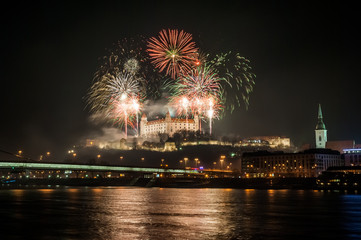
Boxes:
[170,65,223,117]
[147,29,199,79]
[94,38,144,79]
[210,51,256,112]
[169,65,224,134]
[87,29,256,137]
[192,50,208,67]
[86,71,144,136]
[93,38,150,99]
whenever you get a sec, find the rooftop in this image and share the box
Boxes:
[243,148,340,157]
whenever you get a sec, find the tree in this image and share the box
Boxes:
[158,133,169,144]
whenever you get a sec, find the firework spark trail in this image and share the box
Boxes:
[93,37,155,100]
[147,29,199,79]
[87,31,256,138]
[210,51,256,112]
[169,65,224,134]
[94,38,144,80]
[109,95,142,136]
[86,71,143,136]
[170,65,223,118]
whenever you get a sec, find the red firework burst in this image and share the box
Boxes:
[147,29,199,79]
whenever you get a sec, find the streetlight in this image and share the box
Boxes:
[194,158,199,168]
[184,157,188,168]
[220,155,226,170]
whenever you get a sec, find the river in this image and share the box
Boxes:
[0,187,360,239]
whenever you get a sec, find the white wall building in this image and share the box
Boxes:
[140,112,199,138]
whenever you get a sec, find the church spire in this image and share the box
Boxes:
[318,104,323,119]
[316,104,326,130]
[315,104,327,148]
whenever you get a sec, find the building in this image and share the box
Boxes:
[317,166,361,189]
[313,104,358,153]
[241,149,342,178]
[343,149,361,166]
[315,104,327,148]
[242,136,291,148]
[140,112,199,138]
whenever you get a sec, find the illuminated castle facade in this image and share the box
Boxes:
[140,112,199,138]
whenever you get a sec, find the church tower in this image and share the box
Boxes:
[315,104,327,148]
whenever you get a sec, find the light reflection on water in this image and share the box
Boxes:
[0,187,360,240]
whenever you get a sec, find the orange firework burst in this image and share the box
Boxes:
[147,29,198,79]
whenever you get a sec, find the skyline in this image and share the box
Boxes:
[1,1,360,159]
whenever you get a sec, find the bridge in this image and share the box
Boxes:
[0,161,236,187]
[0,161,199,174]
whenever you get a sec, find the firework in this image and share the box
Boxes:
[192,50,208,67]
[93,37,151,99]
[94,38,144,79]
[170,65,223,117]
[110,95,142,137]
[86,71,143,137]
[169,65,224,134]
[210,51,256,112]
[147,29,199,79]
[87,30,256,138]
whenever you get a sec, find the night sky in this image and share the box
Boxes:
[1,1,360,159]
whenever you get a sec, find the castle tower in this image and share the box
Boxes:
[315,104,327,148]
[194,114,199,131]
[165,111,171,122]
[165,111,172,134]
[140,113,147,137]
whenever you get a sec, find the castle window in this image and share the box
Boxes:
[319,136,322,141]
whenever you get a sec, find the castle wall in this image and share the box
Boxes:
[140,114,199,138]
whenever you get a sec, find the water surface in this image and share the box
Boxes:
[0,187,360,239]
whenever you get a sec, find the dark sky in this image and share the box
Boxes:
[1,0,360,159]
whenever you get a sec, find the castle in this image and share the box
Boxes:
[140,112,199,138]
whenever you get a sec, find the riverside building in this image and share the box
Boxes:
[241,149,342,178]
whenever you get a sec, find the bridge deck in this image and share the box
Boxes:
[0,161,199,174]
